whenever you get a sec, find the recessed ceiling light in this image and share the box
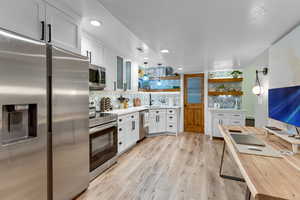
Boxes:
[178,67,183,70]
[90,20,102,27]
[144,57,149,60]
[160,49,169,53]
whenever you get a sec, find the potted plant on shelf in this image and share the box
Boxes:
[230,70,243,78]
[217,84,226,92]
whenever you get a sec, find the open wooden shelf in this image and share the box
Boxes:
[208,78,243,83]
[149,75,180,80]
[208,91,243,96]
[139,88,180,92]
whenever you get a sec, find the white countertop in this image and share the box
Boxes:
[105,106,148,116]
[208,108,246,112]
[105,105,181,116]
[149,105,181,109]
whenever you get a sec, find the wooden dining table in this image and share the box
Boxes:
[218,125,300,200]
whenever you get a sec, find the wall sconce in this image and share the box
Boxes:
[252,67,268,96]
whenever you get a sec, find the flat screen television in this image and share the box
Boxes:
[268,85,300,127]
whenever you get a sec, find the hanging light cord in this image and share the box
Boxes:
[256,70,261,88]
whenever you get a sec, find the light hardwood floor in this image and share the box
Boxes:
[77,133,246,200]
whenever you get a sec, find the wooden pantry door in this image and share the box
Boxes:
[184,74,204,133]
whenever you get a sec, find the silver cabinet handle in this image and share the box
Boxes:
[132,121,135,131]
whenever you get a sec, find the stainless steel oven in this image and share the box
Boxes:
[89,64,106,90]
[89,113,118,180]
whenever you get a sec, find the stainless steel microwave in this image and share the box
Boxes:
[89,65,106,90]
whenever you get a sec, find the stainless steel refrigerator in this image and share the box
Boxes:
[0,28,89,200]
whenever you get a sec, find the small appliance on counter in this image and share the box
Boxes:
[89,112,118,180]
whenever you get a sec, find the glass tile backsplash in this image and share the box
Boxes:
[148,79,180,90]
[90,91,181,110]
[208,95,242,109]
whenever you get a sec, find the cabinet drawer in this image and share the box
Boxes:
[151,109,166,114]
[129,112,139,120]
[118,116,127,125]
[167,123,177,132]
[167,109,176,115]
[215,113,228,118]
[118,125,127,137]
[230,113,244,119]
[167,115,177,123]
[118,136,126,153]
[230,119,243,126]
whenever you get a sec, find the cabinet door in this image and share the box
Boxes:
[131,119,139,143]
[221,118,230,126]
[118,136,126,154]
[46,4,81,53]
[149,112,157,133]
[158,113,166,132]
[117,56,124,89]
[213,118,223,138]
[81,36,91,58]
[81,35,104,66]
[0,0,45,40]
[125,61,132,90]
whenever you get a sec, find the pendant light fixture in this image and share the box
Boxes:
[252,67,268,96]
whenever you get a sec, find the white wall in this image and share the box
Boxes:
[243,50,269,128]
[269,26,300,88]
[243,25,300,130]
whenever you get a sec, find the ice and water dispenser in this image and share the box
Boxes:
[2,104,37,145]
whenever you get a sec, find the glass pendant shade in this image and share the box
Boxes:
[252,85,263,96]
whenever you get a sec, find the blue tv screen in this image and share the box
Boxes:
[269,85,300,127]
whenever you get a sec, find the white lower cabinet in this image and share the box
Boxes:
[210,110,246,138]
[149,109,167,134]
[149,108,180,135]
[117,112,139,154]
[166,109,180,134]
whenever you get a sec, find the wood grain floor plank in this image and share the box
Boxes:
[77,133,245,200]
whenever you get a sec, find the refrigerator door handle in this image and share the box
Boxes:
[41,21,45,41]
[48,24,52,43]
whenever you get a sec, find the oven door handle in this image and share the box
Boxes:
[89,122,117,134]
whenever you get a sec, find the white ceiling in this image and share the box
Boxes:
[56,0,164,66]
[96,0,300,72]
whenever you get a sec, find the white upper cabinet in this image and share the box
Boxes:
[81,34,104,66]
[0,1,81,53]
[0,0,45,40]
[46,3,81,53]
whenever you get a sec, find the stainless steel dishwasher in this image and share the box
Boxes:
[139,109,149,141]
